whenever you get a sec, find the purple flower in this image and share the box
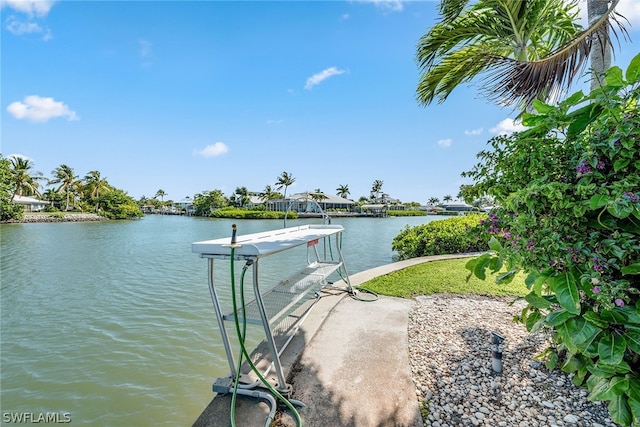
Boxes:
[623,192,639,203]
[526,239,535,251]
[592,257,604,272]
[596,160,606,170]
[576,161,592,174]
[615,299,624,307]
[592,286,601,294]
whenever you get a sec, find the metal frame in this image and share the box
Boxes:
[194,225,351,395]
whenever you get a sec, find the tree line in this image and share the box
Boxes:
[0,154,141,221]
[148,173,426,217]
[2,160,432,221]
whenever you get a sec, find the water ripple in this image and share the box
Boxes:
[1,215,441,425]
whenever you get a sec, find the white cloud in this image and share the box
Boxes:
[0,0,55,17]
[195,142,229,158]
[266,119,284,125]
[490,118,526,135]
[437,138,453,148]
[464,127,483,136]
[304,67,346,90]
[3,6,53,40]
[6,95,79,122]
[5,16,40,34]
[352,0,404,12]
[7,153,33,163]
[138,38,152,58]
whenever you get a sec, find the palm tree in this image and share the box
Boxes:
[83,170,111,212]
[260,185,278,210]
[428,197,440,206]
[587,0,618,90]
[155,189,166,213]
[155,189,166,202]
[275,171,295,205]
[370,180,383,201]
[310,189,327,202]
[9,156,43,199]
[232,186,250,208]
[443,195,453,203]
[42,188,57,204]
[50,164,79,211]
[416,0,622,108]
[336,184,350,199]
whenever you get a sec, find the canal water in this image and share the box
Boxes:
[0,214,447,426]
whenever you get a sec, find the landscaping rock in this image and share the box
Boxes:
[409,294,617,427]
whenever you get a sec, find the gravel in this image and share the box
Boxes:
[408,294,618,427]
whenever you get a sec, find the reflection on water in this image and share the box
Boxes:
[0,215,445,425]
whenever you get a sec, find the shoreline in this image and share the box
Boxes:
[2,213,106,224]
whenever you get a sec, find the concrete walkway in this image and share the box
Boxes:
[192,254,477,427]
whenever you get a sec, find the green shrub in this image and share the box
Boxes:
[97,189,143,219]
[465,55,640,426]
[209,207,297,219]
[391,214,487,260]
[387,210,427,217]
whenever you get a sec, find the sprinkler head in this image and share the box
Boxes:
[491,332,505,345]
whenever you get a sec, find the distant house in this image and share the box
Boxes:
[173,199,195,215]
[359,204,388,217]
[371,193,401,205]
[13,195,48,212]
[262,192,355,213]
[442,202,474,212]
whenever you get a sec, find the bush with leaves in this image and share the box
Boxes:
[464,54,640,426]
[0,155,23,221]
[208,207,297,220]
[391,214,487,260]
[97,189,143,220]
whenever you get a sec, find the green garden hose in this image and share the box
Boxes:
[229,247,303,427]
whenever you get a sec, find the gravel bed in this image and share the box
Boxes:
[409,294,617,427]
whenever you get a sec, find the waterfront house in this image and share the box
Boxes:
[264,192,354,213]
[442,202,474,213]
[12,195,48,212]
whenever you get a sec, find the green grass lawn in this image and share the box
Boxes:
[360,257,529,299]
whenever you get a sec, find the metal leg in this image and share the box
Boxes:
[335,232,353,292]
[207,258,237,376]
[251,260,290,395]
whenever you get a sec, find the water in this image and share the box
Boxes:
[0,215,446,426]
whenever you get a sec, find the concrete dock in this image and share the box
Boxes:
[193,254,475,427]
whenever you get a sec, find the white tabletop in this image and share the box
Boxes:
[192,224,344,257]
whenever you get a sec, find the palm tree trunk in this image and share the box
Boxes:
[588,0,612,90]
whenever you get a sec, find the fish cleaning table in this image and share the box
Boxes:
[192,224,352,396]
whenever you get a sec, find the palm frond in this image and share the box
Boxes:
[481,0,627,108]
[439,0,472,23]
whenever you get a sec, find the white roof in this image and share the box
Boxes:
[288,192,354,205]
[13,195,46,204]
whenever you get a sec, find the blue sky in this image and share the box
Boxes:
[2,0,639,204]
